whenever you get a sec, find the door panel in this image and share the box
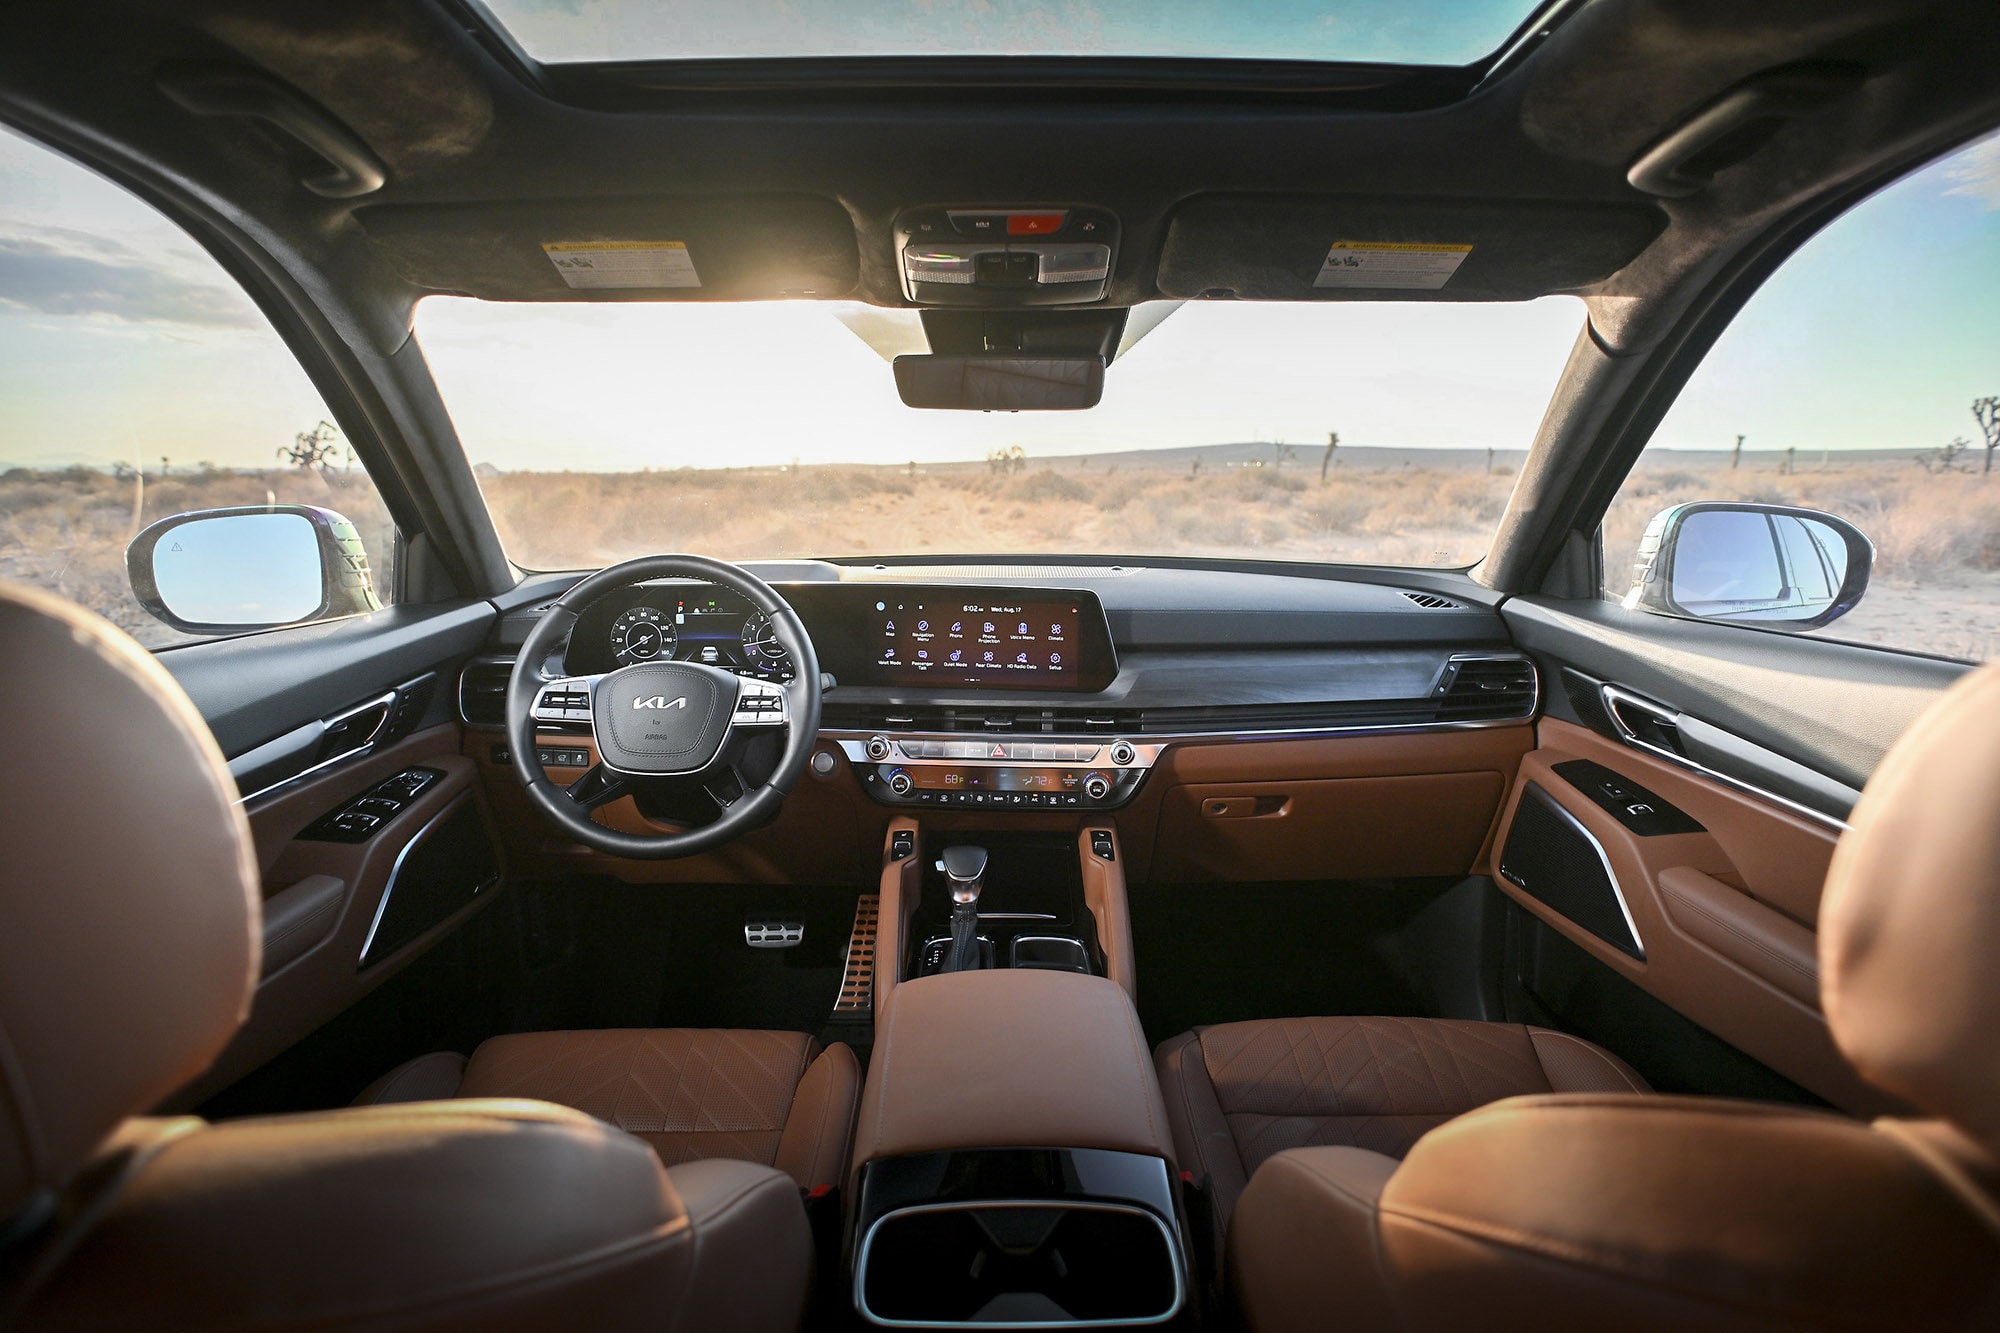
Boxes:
[1492,717,1896,1114]
[171,725,503,1108]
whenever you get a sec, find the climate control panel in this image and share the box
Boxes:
[833,735,1160,809]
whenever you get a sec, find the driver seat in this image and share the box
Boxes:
[0,581,817,1331]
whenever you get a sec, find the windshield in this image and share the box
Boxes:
[478,0,1541,68]
[415,297,1583,572]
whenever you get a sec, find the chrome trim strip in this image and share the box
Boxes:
[1599,684,1850,833]
[1501,783,1646,959]
[357,791,497,966]
[854,1199,1185,1329]
[235,690,397,806]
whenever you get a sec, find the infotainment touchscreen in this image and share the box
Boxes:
[870,596,1080,686]
[776,583,1117,691]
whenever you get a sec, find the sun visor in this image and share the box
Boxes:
[1156,197,1664,301]
[357,195,860,300]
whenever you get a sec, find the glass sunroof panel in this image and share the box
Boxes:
[476,0,1541,68]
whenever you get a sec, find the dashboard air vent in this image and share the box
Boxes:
[1433,655,1538,722]
[458,658,513,727]
[1401,591,1462,609]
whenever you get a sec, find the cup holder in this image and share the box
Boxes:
[1010,936,1090,973]
[858,1200,1183,1327]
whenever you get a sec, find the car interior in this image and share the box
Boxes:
[2,0,1999,1329]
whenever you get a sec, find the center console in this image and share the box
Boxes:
[850,969,1188,1328]
[848,820,1177,1327]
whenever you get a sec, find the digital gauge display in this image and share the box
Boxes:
[609,606,675,663]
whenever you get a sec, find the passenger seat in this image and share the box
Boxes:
[1155,1015,1645,1230]
[360,1028,861,1191]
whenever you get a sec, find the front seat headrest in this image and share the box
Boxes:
[1822,661,2000,1153]
[0,582,259,1222]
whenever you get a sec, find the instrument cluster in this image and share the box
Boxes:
[570,584,795,681]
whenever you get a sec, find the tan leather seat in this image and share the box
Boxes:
[1155,1015,1645,1232]
[359,1028,860,1189]
[0,581,815,1332]
[1221,663,2000,1331]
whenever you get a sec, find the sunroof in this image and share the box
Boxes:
[474,0,1543,69]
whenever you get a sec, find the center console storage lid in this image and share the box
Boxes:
[856,970,1174,1169]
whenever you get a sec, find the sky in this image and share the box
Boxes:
[479,0,1537,67]
[1,118,1996,474]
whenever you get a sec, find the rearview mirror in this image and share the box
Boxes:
[1621,502,1872,629]
[127,505,382,634]
[893,355,1104,410]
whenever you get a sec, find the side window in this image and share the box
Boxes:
[0,126,395,650]
[1603,129,2000,662]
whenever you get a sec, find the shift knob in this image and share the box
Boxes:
[941,845,989,908]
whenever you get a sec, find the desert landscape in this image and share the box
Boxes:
[6,444,1999,660]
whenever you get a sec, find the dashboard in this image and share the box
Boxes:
[500,563,1537,816]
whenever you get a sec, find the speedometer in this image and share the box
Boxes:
[610,606,676,664]
[740,611,792,674]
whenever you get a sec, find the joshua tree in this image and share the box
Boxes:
[1321,431,1339,483]
[1973,396,2000,476]
[280,421,342,472]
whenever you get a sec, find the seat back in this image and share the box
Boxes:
[0,583,811,1331]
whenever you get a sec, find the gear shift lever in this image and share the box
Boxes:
[940,845,988,973]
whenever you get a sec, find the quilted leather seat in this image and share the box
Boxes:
[1154,1015,1646,1229]
[361,1028,861,1190]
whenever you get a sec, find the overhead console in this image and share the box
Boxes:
[897,205,1118,305]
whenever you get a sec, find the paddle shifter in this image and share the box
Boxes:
[940,845,989,973]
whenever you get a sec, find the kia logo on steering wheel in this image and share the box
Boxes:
[634,695,687,710]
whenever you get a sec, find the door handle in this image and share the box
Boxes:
[1201,795,1290,819]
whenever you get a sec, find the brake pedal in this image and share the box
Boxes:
[744,917,805,949]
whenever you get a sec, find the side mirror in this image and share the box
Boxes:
[1621,502,1872,629]
[126,505,381,634]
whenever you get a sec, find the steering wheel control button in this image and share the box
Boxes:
[730,677,790,727]
[532,676,599,723]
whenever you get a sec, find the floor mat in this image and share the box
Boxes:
[1128,877,1464,1048]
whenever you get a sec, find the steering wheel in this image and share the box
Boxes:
[504,554,822,859]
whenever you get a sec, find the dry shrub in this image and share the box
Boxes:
[1013,470,1091,504]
